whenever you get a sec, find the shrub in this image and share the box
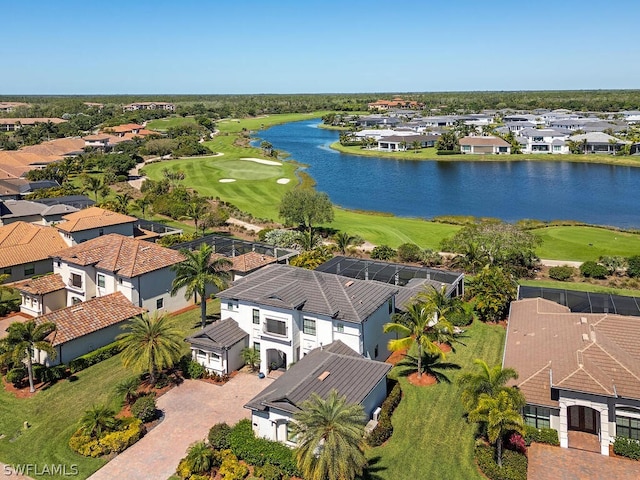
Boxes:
[218,449,249,480]
[627,255,640,278]
[507,433,527,454]
[33,364,67,383]
[613,437,640,460]
[69,418,144,457]
[254,463,283,480]
[366,382,402,446]
[523,425,559,446]
[548,265,575,281]
[397,243,423,263]
[371,245,397,261]
[6,367,27,386]
[257,228,274,242]
[188,360,206,380]
[208,422,232,450]
[580,261,609,279]
[69,342,122,373]
[474,444,527,480]
[228,419,299,476]
[131,394,157,422]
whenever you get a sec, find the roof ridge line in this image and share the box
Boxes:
[518,361,552,387]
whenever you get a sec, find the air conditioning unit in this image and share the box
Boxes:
[372,407,382,422]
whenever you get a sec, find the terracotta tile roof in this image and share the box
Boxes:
[104,123,143,133]
[21,138,85,157]
[459,136,510,147]
[504,298,640,407]
[0,118,66,126]
[13,273,65,295]
[82,134,111,141]
[54,233,186,278]
[37,292,145,346]
[55,207,136,233]
[0,222,68,269]
[212,251,277,273]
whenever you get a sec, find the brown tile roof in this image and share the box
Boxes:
[212,251,277,273]
[504,298,640,407]
[0,118,66,126]
[13,273,65,295]
[20,138,85,157]
[104,123,143,133]
[0,151,64,178]
[54,233,186,278]
[0,222,68,269]
[55,207,136,233]
[38,292,145,346]
[82,134,111,141]
[459,136,510,147]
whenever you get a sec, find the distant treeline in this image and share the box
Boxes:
[1,90,640,117]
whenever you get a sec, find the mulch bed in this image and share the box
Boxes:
[386,348,407,365]
[406,372,437,387]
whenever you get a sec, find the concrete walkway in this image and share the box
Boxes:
[88,373,272,480]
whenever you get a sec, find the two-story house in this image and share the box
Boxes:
[55,207,137,246]
[52,233,188,313]
[215,264,398,375]
[518,128,570,154]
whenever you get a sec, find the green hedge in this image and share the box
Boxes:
[523,426,559,446]
[228,419,299,476]
[208,422,232,450]
[580,261,609,279]
[366,382,402,447]
[69,418,144,457]
[474,444,527,480]
[613,437,640,460]
[69,342,123,373]
[548,265,574,281]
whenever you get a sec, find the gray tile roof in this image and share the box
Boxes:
[245,341,391,414]
[217,264,398,324]
[186,317,248,352]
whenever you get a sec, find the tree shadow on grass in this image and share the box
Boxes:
[395,352,461,384]
[360,455,386,480]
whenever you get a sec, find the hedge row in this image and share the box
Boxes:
[69,418,144,458]
[366,382,402,447]
[523,426,559,446]
[613,437,640,460]
[69,342,122,373]
[474,444,527,480]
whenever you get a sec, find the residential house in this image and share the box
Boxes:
[213,251,278,281]
[368,98,424,110]
[245,340,391,444]
[55,206,137,246]
[0,151,64,179]
[0,222,68,282]
[217,264,398,374]
[503,297,640,456]
[14,273,67,317]
[377,134,439,152]
[20,137,85,158]
[35,292,145,366]
[52,233,188,313]
[0,179,60,200]
[0,102,29,112]
[122,102,175,112]
[518,128,570,154]
[0,200,78,226]
[0,118,66,132]
[459,136,511,154]
[186,317,249,375]
[568,132,631,154]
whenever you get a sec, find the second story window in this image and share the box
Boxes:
[97,274,105,288]
[252,309,260,324]
[70,273,82,288]
[303,318,316,336]
[24,264,35,276]
[265,318,287,336]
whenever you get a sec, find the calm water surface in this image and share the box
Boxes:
[254,120,640,228]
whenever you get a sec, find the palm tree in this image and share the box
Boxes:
[134,197,151,219]
[171,243,232,328]
[114,376,141,405]
[241,347,260,372]
[80,405,117,439]
[458,359,523,412]
[83,175,104,202]
[468,391,524,467]
[117,312,184,385]
[411,140,421,153]
[333,232,355,255]
[184,441,216,475]
[182,201,210,235]
[113,192,132,214]
[397,351,461,383]
[0,320,56,393]
[291,390,367,480]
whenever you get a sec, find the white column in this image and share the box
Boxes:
[559,402,569,448]
[260,348,269,376]
[600,407,610,456]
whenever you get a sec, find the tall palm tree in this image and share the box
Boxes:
[468,391,524,467]
[134,196,151,219]
[171,243,232,328]
[113,192,132,214]
[458,359,523,412]
[182,201,210,235]
[83,175,104,202]
[411,140,421,153]
[291,390,367,480]
[383,302,449,378]
[117,312,184,385]
[333,231,355,255]
[0,320,56,393]
[80,405,117,439]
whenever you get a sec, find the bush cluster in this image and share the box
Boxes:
[6,367,27,386]
[366,382,402,447]
[613,437,640,460]
[131,394,157,423]
[397,243,423,263]
[209,423,232,450]
[218,449,249,480]
[579,261,609,279]
[371,245,397,261]
[627,255,640,278]
[228,419,299,476]
[32,364,68,383]
[523,425,559,446]
[69,342,122,373]
[474,444,527,480]
[69,418,144,457]
[548,265,575,281]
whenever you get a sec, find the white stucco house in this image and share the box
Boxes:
[15,273,67,317]
[51,233,189,314]
[186,317,249,375]
[504,298,640,456]
[54,206,137,246]
[458,136,511,154]
[216,264,398,375]
[517,128,570,154]
[245,340,391,444]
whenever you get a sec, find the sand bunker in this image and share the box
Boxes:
[241,157,282,166]
[219,178,236,183]
[277,178,291,184]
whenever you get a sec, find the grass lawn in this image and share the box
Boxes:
[519,279,640,297]
[368,321,505,480]
[0,301,218,479]
[146,116,197,131]
[533,226,640,261]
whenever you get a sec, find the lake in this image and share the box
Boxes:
[254,120,640,229]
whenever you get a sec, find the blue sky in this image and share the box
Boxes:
[3,0,639,94]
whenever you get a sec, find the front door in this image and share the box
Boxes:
[568,406,598,434]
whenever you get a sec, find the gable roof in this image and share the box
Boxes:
[0,199,77,220]
[212,251,277,273]
[0,222,68,269]
[14,273,65,295]
[38,292,145,346]
[186,317,248,352]
[53,233,186,278]
[459,136,510,147]
[55,207,136,233]
[245,341,391,414]
[568,132,631,144]
[217,264,398,324]
[20,137,85,157]
[504,298,640,407]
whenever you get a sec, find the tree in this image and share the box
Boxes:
[458,359,523,413]
[134,196,151,219]
[80,405,117,439]
[435,130,459,152]
[171,243,232,328]
[114,376,141,405]
[0,320,56,393]
[260,141,273,156]
[468,391,524,467]
[279,188,334,236]
[117,312,184,385]
[82,175,105,202]
[241,347,260,372]
[113,192,132,214]
[333,231,355,255]
[182,200,210,235]
[467,265,517,322]
[291,389,367,480]
[411,140,421,153]
[289,246,334,270]
[184,441,216,475]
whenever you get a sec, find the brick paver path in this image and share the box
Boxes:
[88,373,272,480]
[528,443,640,479]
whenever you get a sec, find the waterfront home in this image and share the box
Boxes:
[567,132,631,154]
[518,128,570,154]
[377,134,439,151]
[458,136,511,154]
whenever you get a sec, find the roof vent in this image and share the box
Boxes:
[71,306,84,313]
[582,333,589,342]
[317,371,331,381]
[580,317,587,324]
[344,280,354,287]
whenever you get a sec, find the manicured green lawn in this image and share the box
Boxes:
[146,116,197,131]
[369,321,505,480]
[519,279,640,297]
[217,111,331,134]
[0,302,217,479]
[533,226,640,261]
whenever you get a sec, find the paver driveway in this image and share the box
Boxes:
[88,373,272,480]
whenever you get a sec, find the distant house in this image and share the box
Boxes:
[54,206,137,246]
[34,292,145,366]
[368,98,424,111]
[459,136,511,154]
[14,273,67,317]
[377,134,439,152]
[122,102,175,112]
[0,199,78,226]
[0,102,29,112]
[0,179,60,200]
[0,118,66,132]
[20,137,85,157]
[213,251,278,281]
[186,317,249,375]
[245,340,391,444]
[518,128,570,154]
[567,132,631,154]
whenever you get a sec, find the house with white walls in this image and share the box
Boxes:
[15,274,67,317]
[518,128,570,154]
[186,317,249,375]
[55,207,137,246]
